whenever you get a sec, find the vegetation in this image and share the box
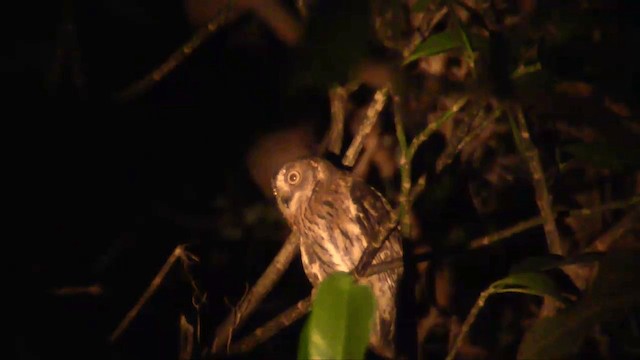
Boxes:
[18,0,639,359]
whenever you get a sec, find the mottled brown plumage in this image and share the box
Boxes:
[272,156,403,359]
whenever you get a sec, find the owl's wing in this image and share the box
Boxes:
[349,178,395,247]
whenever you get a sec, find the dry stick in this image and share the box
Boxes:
[587,204,640,252]
[324,86,348,155]
[445,289,492,360]
[110,245,184,342]
[392,92,412,238]
[455,108,502,155]
[469,196,640,249]
[343,89,389,167]
[407,97,470,162]
[509,105,565,317]
[230,295,312,354]
[509,105,563,255]
[115,2,236,102]
[469,216,544,249]
[210,233,300,354]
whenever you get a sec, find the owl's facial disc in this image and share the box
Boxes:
[272,161,313,219]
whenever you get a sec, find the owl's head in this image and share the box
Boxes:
[271,157,333,222]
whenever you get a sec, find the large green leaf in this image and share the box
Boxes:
[518,251,640,359]
[490,272,571,305]
[298,272,376,360]
[404,28,465,64]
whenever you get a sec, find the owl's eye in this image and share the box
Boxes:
[287,171,301,184]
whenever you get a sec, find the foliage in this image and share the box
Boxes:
[518,251,640,359]
[297,272,375,360]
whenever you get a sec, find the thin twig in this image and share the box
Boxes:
[469,196,639,249]
[586,205,640,252]
[115,1,236,102]
[110,245,184,342]
[407,96,469,162]
[469,216,544,249]
[509,105,563,255]
[52,284,103,296]
[409,174,427,206]
[230,296,313,353]
[445,289,492,360]
[343,89,389,167]
[455,108,502,155]
[323,86,348,155]
[392,91,413,238]
[210,232,300,354]
[437,106,503,171]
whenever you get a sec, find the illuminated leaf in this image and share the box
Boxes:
[298,272,375,360]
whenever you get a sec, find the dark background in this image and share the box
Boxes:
[10,1,640,360]
[13,1,320,359]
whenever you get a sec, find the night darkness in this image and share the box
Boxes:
[11,1,640,360]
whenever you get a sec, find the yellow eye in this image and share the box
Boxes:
[287,171,301,184]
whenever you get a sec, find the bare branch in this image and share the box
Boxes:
[407,96,469,162]
[115,1,236,102]
[110,245,184,342]
[230,296,313,354]
[446,289,492,360]
[210,233,300,354]
[52,283,103,296]
[322,86,348,155]
[586,204,640,252]
[179,314,195,360]
[509,105,563,256]
[343,89,389,167]
[469,196,639,249]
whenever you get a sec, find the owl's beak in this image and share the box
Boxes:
[271,174,291,209]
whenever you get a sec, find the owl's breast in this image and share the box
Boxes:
[296,200,368,285]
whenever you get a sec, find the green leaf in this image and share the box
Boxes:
[404,29,465,64]
[510,252,605,274]
[490,272,570,305]
[297,320,311,359]
[518,251,640,359]
[561,142,640,172]
[298,272,376,360]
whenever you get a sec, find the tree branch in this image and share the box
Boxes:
[586,204,640,253]
[322,86,348,155]
[110,245,184,342]
[209,232,300,354]
[343,89,389,167]
[509,105,563,255]
[115,1,236,102]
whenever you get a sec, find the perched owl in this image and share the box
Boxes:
[272,156,403,359]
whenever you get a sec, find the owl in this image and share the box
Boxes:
[272,156,403,359]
